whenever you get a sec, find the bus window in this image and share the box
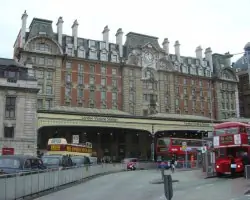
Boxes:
[215,127,238,135]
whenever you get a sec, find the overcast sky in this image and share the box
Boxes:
[0,0,249,62]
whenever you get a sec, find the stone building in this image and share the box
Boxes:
[233,43,250,117]
[0,58,38,155]
[13,11,239,120]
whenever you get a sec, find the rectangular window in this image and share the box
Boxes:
[45,99,52,109]
[38,57,45,65]
[89,91,95,99]
[89,76,95,85]
[37,99,43,109]
[36,70,44,79]
[90,65,95,73]
[89,40,96,47]
[89,51,97,59]
[183,78,187,84]
[129,93,134,102]
[78,64,84,72]
[175,99,179,106]
[47,71,53,80]
[112,79,117,87]
[101,65,106,74]
[5,97,16,119]
[184,88,187,95]
[101,91,106,100]
[129,80,134,88]
[78,88,83,98]
[67,48,73,56]
[111,54,118,62]
[100,42,106,49]
[47,58,53,66]
[4,127,14,138]
[184,99,188,107]
[38,84,43,94]
[66,37,72,44]
[100,53,108,61]
[65,86,71,97]
[65,74,71,82]
[112,68,117,75]
[112,92,117,101]
[129,69,134,76]
[78,75,83,84]
[46,85,53,94]
[66,62,72,69]
[101,78,106,86]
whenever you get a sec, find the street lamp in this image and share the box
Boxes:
[151,125,155,162]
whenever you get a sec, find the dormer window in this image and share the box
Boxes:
[89,50,97,60]
[67,47,73,56]
[89,40,96,47]
[206,70,211,77]
[182,65,187,73]
[100,42,106,49]
[198,68,203,76]
[190,67,196,75]
[78,47,85,58]
[111,54,118,62]
[100,52,108,61]
[66,37,72,44]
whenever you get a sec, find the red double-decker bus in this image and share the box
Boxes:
[213,122,250,176]
[156,137,204,163]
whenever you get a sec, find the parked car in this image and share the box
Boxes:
[71,156,91,167]
[0,155,46,175]
[42,155,74,170]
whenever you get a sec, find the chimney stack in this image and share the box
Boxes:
[72,20,79,50]
[115,28,123,57]
[174,41,180,61]
[162,38,170,54]
[195,46,203,62]
[205,47,213,73]
[102,25,110,45]
[56,17,64,46]
[20,10,28,48]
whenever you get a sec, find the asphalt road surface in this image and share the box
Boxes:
[35,170,250,200]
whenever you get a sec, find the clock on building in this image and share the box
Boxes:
[144,51,154,63]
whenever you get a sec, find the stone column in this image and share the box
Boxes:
[139,133,148,159]
[125,133,133,157]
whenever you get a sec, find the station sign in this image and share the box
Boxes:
[72,135,79,144]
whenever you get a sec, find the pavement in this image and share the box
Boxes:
[34,169,250,200]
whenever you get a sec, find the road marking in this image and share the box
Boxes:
[195,183,214,190]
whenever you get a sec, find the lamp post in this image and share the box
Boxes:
[151,125,155,161]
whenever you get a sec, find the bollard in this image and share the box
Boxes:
[164,174,173,200]
[161,168,165,180]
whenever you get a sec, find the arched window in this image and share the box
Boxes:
[36,43,51,53]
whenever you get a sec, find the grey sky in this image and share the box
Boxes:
[0,0,249,62]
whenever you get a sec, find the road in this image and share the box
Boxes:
[35,170,250,200]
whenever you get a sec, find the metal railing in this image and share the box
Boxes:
[0,163,124,200]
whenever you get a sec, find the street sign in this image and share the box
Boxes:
[181,141,187,151]
[201,146,207,153]
[72,135,79,144]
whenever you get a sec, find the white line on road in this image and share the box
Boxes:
[195,183,214,190]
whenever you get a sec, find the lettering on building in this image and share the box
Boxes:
[184,122,209,127]
[81,116,118,122]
